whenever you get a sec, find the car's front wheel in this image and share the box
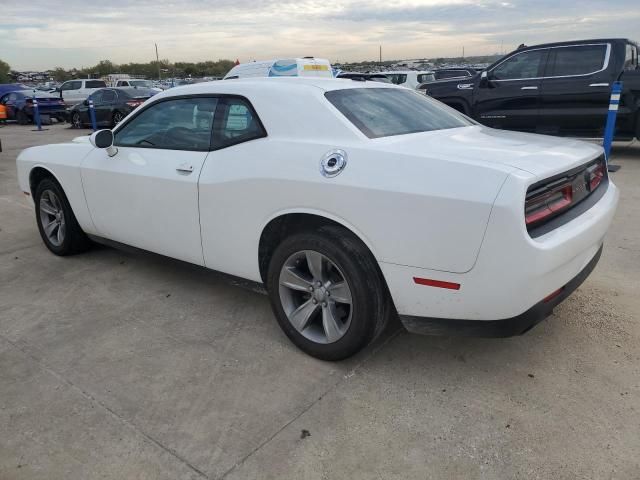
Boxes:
[112,111,124,127]
[16,109,30,125]
[34,178,91,256]
[267,226,390,360]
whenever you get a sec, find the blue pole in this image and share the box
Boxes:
[32,94,42,131]
[88,99,97,131]
[602,81,623,164]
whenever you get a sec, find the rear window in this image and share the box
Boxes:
[325,88,473,139]
[86,80,107,88]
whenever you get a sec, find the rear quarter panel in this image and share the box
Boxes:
[16,143,97,234]
[198,136,510,282]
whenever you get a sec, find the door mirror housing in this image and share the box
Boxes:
[90,129,118,156]
[479,70,489,87]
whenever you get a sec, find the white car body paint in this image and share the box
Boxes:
[17,77,618,323]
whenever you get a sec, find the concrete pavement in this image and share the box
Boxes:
[1,124,638,479]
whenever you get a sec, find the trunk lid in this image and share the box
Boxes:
[373,125,603,180]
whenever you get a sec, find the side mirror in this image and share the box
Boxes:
[89,129,118,157]
[479,71,489,87]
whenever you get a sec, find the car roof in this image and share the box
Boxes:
[153,76,399,98]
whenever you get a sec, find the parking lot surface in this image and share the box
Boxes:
[1,124,639,479]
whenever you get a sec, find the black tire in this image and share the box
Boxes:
[111,110,124,127]
[266,226,390,360]
[16,109,30,125]
[71,112,82,129]
[34,178,91,256]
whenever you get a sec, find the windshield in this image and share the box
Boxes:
[325,88,473,138]
[130,80,152,87]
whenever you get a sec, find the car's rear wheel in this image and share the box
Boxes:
[267,226,390,360]
[71,112,82,128]
[112,110,124,127]
[34,178,91,256]
[17,109,30,125]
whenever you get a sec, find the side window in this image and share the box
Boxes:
[61,81,80,91]
[114,97,218,151]
[548,45,608,77]
[86,80,107,88]
[89,90,103,103]
[213,97,266,149]
[625,44,638,71]
[492,49,546,80]
[417,74,435,83]
[101,90,117,103]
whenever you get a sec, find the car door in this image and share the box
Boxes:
[474,48,548,132]
[80,96,218,265]
[94,89,117,125]
[199,96,267,275]
[537,43,613,137]
[60,80,82,105]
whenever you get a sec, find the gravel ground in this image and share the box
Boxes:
[0,123,638,480]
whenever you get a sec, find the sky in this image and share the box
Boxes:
[1,0,638,70]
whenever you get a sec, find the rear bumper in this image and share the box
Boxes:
[399,244,602,337]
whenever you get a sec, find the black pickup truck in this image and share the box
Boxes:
[420,38,640,140]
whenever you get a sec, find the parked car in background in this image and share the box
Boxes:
[58,79,108,106]
[0,83,30,96]
[224,58,333,79]
[336,72,391,83]
[16,78,618,360]
[0,90,67,124]
[68,87,155,128]
[421,38,640,140]
[114,79,163,93]
[380,71,435,90]
[432,68,477,80]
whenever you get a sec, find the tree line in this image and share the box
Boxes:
[0,58,236,82]
[51,59,236,81]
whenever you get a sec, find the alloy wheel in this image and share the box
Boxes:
[278,250,353,344]
[39,190,66,247]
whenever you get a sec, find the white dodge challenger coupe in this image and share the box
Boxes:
[17,78,619,360]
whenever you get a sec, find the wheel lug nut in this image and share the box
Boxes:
[312,299,317,304]
[316,281,322,287]
[308,286,313,292]
[322,302,327,307]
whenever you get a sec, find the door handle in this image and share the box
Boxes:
[520,86,538,90]
[176,164,194,174]
[589,83,609,87]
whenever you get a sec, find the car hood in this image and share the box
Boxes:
[373,125,603,179]
[72,136,91,144]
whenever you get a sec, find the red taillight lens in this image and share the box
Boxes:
[525,184,573,226]
[126,100,142,108]
[587,163,605,191]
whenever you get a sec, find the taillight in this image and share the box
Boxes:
[126,100,142,108]
[587,163,605,191]
[525,184,573,227]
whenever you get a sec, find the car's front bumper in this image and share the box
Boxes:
[399,244,602,337]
